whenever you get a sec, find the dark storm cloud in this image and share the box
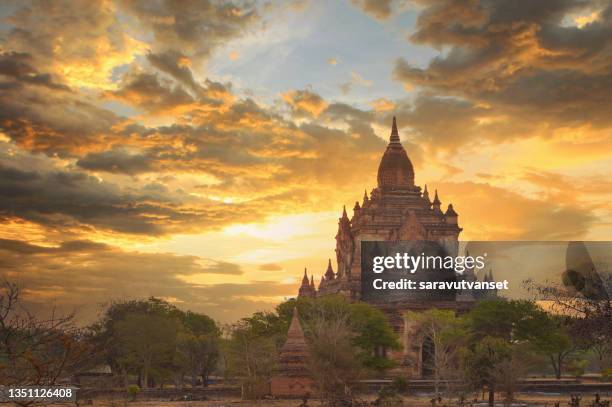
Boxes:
[0,79,120,156]
[0,164,253,235]
[83,91,386,194]
[2,0,133,65]
[77,149,152,174]
[106,70,195,112]
[0,238,108,255]
[118,0,259,62]
[393,0,612,132]
[386,94,521,150]
[147,50,202,93]
[144,52,233,106]
[0,52,70,91]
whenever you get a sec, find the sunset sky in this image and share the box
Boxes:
[1,0,611,323]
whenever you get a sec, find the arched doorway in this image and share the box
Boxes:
[421,335,435,378]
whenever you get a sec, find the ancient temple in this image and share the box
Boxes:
[296,117,490,376]
[270,307,314,397]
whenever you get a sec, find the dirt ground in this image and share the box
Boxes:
[31,392,610,407]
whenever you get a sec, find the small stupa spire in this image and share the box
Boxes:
[423,184,430,202]
[390,116,400,143]
[342,205,348,219]
[324,258,335,280]
[445,203,458,216]
[310,275,315,289]
[301,268,309,285]
[277,306,309,373]
[433,189,441,205]
[432,189,442,214]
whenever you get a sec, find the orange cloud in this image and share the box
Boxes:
[282,89,329,118]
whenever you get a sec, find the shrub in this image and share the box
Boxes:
[392,376,409,393]
[126,385,140,402]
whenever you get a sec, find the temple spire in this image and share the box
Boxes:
[390,116,400,144]
[342,205,348,219]
[324,258,335,280]
[301,268,309,285]
[445,203,458,216]
[432,189,442,213]
[423,184,430,203]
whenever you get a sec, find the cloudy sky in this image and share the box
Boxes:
[1,0,611,323]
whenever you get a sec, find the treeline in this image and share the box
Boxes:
[1,278,610,406]
[408,300,611,407]
[0,280,401,399]
[89,297,220,388]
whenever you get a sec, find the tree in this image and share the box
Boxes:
[524,262,611,373]
[307,298,363,405]
[0,280,96,406]
[405,309,467,398]
[90,297,220,388]
[277,295,401,374]
[462,336,512,407]
[89,296,183,383]
[520,311,585,379]
[176,311,220,387]
[468,299,539,341]
[224,311,285,399]
[463,300,545,406]
[175,331,219,387]
[114,312,179,387]
[350,302,401,372]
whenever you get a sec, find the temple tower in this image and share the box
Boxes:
[298,268,316,298]
[270,307,314,397]
[295,116,473,376]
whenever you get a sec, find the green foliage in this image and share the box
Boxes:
[468,299,542,341]
[391,376,409,393]
[567,358,588,378]
[349,302,401,371]
[114,312,179,386]
[308,303,362,403]
[462,336,512,401]
[405,309,468,396]
[181,311,220,337]
[375,391,404,407]
[224,315,281,399]
[175,331,219,386]
[126,384,139,401]
[90,297,220,388]
[276,295,401,374]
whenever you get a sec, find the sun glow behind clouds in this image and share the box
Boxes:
[223,211,338,242]
[562,9,602,28]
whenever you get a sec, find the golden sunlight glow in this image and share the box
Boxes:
[223,212,335,241]
[574,10,600,28]
[56,35,147,90]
